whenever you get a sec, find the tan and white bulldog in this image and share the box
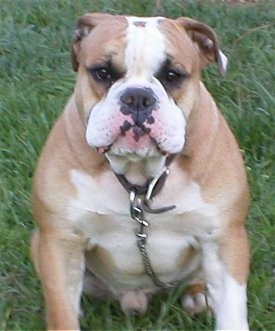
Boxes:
[31,13,250,330]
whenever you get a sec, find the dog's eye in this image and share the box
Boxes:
[165,70,182,83]
[89,64,123,87]
[163,69,189,87]
[157,64,189,89]
[92,67,112,82]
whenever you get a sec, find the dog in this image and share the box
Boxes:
[31,13,250,330]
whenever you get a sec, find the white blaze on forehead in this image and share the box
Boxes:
[125,17,167,78]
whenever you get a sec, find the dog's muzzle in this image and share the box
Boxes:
[85,76,186,166]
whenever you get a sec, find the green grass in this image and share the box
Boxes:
[0,0,274,329]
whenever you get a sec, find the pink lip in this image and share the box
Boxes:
[95,137,168,157]
[94,123,169,156]
[96,146,111,154]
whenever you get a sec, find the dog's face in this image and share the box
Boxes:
[71,14,227,175]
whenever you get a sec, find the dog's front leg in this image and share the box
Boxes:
[31,230,85,331]
[201,225,249,331]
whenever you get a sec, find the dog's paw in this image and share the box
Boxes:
[181,292,207,315]
[181,283,208,316]
[119,290,149,316]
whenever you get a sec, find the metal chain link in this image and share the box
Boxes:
[130,189,180,290]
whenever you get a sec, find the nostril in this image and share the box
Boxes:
[122,95,135,107]
[142,94,155,108]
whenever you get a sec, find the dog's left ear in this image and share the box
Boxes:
[176,17,228,76]
[71,13,113,71]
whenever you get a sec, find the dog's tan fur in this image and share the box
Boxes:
[31,14,249,330]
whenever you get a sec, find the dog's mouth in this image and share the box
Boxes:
[95,123,167,158]
[120,123,150,142]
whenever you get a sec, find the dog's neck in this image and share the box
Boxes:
[105,153,169,186]
[112,155,176,214]
[119,160,151,187]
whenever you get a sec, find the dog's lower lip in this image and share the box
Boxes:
[95,136,169,157]
[96,146,111,154]
[160,149,169,156]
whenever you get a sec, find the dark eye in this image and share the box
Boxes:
[156,64,189,89]
[165,70,183,83]
[92,67,112,82]
[89,64,123,87]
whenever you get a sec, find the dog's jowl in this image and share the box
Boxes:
[31,13,250,330]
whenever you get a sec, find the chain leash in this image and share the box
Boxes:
[129,189,180,290]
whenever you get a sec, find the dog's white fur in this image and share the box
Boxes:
[31,14,249,330]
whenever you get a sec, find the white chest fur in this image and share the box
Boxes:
[67,168,220,288]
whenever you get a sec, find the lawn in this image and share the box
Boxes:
[0,0,274,330]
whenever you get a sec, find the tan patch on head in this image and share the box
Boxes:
[157,18,201,114]
[73,16,128,117]
[159,19,200,74]
[80,18,127,73]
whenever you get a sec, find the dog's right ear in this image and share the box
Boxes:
[71,13,113,71]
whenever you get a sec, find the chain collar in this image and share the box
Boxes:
[111,155,180,289]
[114,155,176,214]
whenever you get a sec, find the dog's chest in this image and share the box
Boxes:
[67,168,220,287]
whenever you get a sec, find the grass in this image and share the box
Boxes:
[0,0,274,329]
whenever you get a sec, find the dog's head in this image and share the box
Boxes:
[71,13,227,176]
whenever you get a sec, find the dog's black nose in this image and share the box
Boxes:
[120,87,156,113]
